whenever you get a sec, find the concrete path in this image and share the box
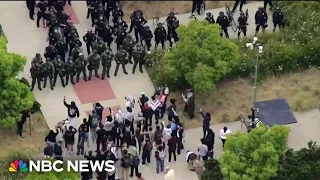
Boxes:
[0,1,307,180]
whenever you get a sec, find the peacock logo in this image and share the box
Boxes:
[9,160,29,172]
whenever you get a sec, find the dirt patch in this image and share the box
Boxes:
[121,1,234,21]
[0,112,49,158]
[167,68,320,129]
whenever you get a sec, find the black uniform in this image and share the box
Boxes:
[132,45,145,74]
[83,31,96,55]
[36,1,47,28]
[192,0,203,15]
[114,17,128,32]
[141,26,153,52]
[53,57,66,87]
[30,63,42,91]
[115,27,127,50]
[205,13,215,24]
[75,55,88,82]
[65,58,76,85]
[123,35,135,64]
[101,49,114,79]
[264,0,272,10]
[86,0,94,20]
[231,0,245,12]
[101,23,114,47]
[26,0,36,20]
[55,40,68,61]
[154,24,167,50]
[237,14,248,37]
[42,59,55,90]
[95,13,106,36]
[106,0,119,21]
[53,0,64,13]
[273,9,284,31]
[44,45,58,61]
[69,38,82,58]
[255,8,268,34]
[114,47,128,76]
[129,11,147,42]
[216,14,230,38]
[112,6,124,25]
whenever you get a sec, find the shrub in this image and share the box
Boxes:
[201,158,224,180]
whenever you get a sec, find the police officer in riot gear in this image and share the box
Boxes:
[75,53,88,82]
[231,0,245,13]
[101,22,114,47]
[36,0,47,28]
[87,50,101,80]
[132,43,145,74]
[106,0,119,21]
[112,4,124,25]
[83,29,96,55]
[129,10,147,42]
[238,12,248,38]
[49,27,62,45]
[95,13,106,36]
[114,46,128,76]
[42,58,55,90]
[216,11,230,38]
[154,23,167,50]
[30,63,42,91]
[93,37,107,55]
[44,45,58,61]
[141,25,153,52]
[65,57,76,86]
[53,0,64,13]
[255,7,268,35]
[166,12,177,41]
[273,7,284,32]
[71,43,82,61]
[55,38,68,61]
[205,12,215,24]
[114,16,128,32]
[101,47,114,79]
[168,19,179,48]
[115,26,127,50]
[123,34,135,64]
[69,36,82,57]
[31,53,44,66]
[64,22,74,46]
[53,55,66,87]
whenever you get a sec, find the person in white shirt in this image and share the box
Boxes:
[125,95,135,110]
[219,126,232,148]
[149,95,162,125]
[161,121,172,150]
[197,139,208,161]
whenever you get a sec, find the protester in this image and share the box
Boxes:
[43,143,54,158]
[167,132,177,163]
[84,151,94,179]
[63,97,80,127]
[45,129,59,150]
[182,89,195,119]
[64,126,77,154]
[79,118,90,147]
[93,102,104,121]
[197,139,208,161]
[155,145,166,173]
[219,126,232,148]
[200,108,211,138]
[121,149,131,180]
[186,150,198,171]
[17,110,31,138]
[128,142,140,177]
[96,124,107,152]
[162,121,172,150]
[141,134,152,165]
[88,111,99,142]
[176,124,185,155]
[204,128,215,159]
[193,155,205,179]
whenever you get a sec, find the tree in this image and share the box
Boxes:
[0,38,35,128]
[154,20,240,92]
[201,158,224,180]
[219,125,290,180]
[274,141,320,180]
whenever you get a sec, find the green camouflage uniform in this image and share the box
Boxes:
[75,56,88,82]
[114,47,128,76]
[87,51,101,80]
[101,49,114,79]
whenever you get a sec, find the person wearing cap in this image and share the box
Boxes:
[216,11,229,38]
[42,58,55,90]
[114,45,128,76]
[75,53,88,83]
[273,7,284,32]
[71,43,82,61]
[205,12,215,24]
[140,25,153,52]
[83,29,96,55]
[238,11,248,38]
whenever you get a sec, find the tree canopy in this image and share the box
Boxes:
[0,38,35,128]
[153,20,240,92]
[219,125,290,180]
[274,141,320,180]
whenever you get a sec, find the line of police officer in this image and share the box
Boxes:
[203,6,284,39]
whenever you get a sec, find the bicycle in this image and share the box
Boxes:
[226,7,237,32]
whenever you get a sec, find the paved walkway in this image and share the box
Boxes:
[1,1,315,180]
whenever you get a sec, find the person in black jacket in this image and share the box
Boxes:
[63,97,80,126]
[26,0,36,20]
[273,7,284,32]
[141,25,153,52]
[17,110,31,138]
[166,99,179,123]
[237,12,248,38]
[45,129,59,150]
[96,124,107,152]
[205,12,215,24]
[231,0,245,13]
[83,29,96,55]
[204,129,215,159]
[216,11,229,38]
[154,23,167,50]
[167,132,177,162]
[255,7,268,35]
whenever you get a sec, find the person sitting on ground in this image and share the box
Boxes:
[193,155,205,179]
